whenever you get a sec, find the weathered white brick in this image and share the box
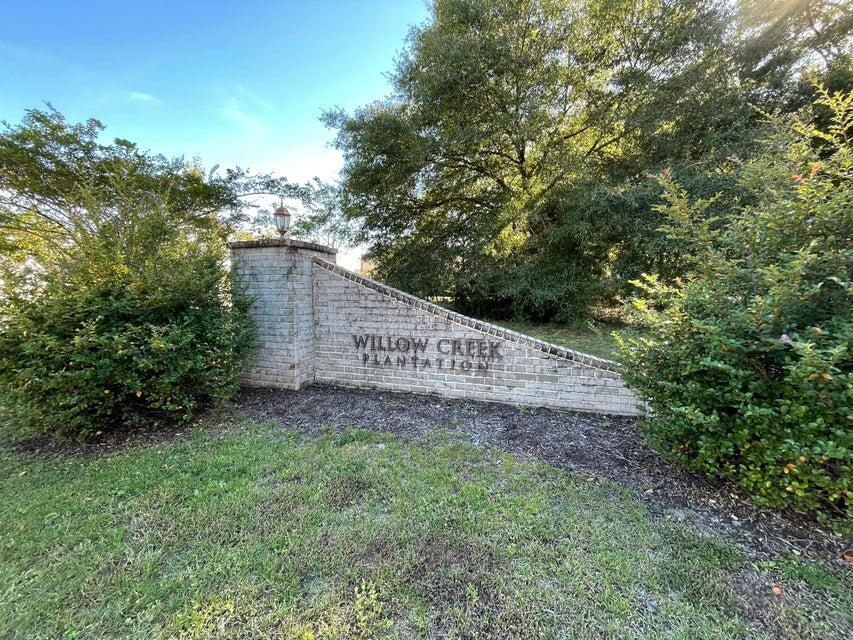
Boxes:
[230,238,642,415]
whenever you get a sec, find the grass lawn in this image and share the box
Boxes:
[2,420,849,639]
[491,319,637,362]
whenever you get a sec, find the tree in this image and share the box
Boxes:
[291,178,360,249]
[736,0,852,86]
[328,0,851,320]
[327,0,744,316]
[0,107,303,285]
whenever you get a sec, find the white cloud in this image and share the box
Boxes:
[218,86,279,136]
[220,98,265,136]
[128,91,163,105]
[235,85,276,111]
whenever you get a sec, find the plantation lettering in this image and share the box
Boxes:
[352,334,503,372]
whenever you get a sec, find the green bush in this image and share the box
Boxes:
[619,88,852,522]
[0,108,301,438]
[0,206,254,437]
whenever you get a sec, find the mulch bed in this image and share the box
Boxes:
[237,385,851,569]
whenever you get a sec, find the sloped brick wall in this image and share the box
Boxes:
[230,239,642,416]
[311,258,641,415]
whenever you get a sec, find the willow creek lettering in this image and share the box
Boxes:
[352,334,503,372]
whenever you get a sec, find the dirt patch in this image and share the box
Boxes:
[403,532,547,638]
[406,533,500,615]
[125,504,178,546]
[325,476,371,510]
[237,385,850,569]
[731,568,852,640]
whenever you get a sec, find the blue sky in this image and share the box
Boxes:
[0,0,430,184]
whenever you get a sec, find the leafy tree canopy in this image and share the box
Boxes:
[0,107,304,286]
[291,178,360,250]
[329,0,851,319]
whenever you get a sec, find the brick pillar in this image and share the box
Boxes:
[229,238,336,389]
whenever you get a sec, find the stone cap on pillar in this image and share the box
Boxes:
[228,237,337,255]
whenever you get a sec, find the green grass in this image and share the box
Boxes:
[491,319,638,361]
[1,423,849,639]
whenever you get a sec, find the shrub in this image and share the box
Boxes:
[0,206,254,437]
[618,88,852,522]
[0,108,305,437]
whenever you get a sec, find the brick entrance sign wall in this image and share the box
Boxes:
[231,238,642,416]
